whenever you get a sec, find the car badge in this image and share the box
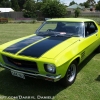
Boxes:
[13,61,22,65]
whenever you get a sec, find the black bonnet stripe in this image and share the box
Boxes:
[4,36,44,54]
[19,37,69,58]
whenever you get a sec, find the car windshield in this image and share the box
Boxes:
[36,21,84,37]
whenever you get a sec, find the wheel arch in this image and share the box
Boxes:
[59,55,81,78]
[60,55,81,86]
[68,55,81,67]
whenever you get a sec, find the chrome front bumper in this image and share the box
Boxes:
[0,63,61,82]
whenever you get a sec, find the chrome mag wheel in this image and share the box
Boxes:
[67,64,76,82]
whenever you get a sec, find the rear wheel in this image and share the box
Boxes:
[61,61,77,87]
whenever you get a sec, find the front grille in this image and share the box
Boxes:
[3,55,38,72]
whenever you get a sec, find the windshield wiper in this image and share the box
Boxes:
[37,32,53,36]
[37,31,60,36]
[52,34,68,37]
[37,32,79,37]
[64,33,79,37]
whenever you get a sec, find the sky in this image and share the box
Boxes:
[60,0,99,5]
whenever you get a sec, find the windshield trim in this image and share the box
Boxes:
[36,21,46,34]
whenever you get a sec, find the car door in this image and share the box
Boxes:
[80,21,99,59]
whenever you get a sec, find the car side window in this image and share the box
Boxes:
[85,22,97,37]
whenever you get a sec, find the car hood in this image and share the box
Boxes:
[0,35,80,59]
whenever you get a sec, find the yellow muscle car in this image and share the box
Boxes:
[0,18,100,86]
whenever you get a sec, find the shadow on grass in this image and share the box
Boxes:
[78,52,96,73]
[0,52,97,100]
[0,69,64,100]
[95,75,100,81]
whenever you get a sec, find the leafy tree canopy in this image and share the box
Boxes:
[11,0,20,11]
[69,0,77,6]
[87,0,96,6]
[41,0,66,18]
[18,0,26,10]
[0,0,11,7]
[95,0,100,11]
[79,0,90,8]
[23,0,36,18]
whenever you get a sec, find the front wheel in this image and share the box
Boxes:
[61,61,77,87]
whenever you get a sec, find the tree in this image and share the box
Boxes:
[23,0,36,18]
[18,0,26,10]
[24,0,35,12]
[0,0,11,7]
[74,8,80,17]
[84,1,90,8]
[95,0,100,11]
[35,2,43,10]
[42,0,50,3]
[87,0,96,6]
[79,1,90,8]
[87,0,96,11]
[69,0,77,6]
[79,3,84,6]
[11,0,20,11]
[36,0,41,2]
[41,0,66,18]
[79,0,96,8]
[0,0,3,4]
[35,0,49,3]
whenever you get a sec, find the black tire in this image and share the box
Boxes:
[95,45,100,53]
[61,61,77,87]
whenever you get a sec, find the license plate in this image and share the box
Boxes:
[11,70,25,79]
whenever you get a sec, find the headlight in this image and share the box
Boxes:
[44,64,56,74]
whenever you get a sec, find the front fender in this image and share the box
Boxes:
[56,54,81,78]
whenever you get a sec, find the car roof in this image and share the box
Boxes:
[47,18,94,22]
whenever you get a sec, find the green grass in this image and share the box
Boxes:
[0,23,100,100]
[0,23,42,45]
